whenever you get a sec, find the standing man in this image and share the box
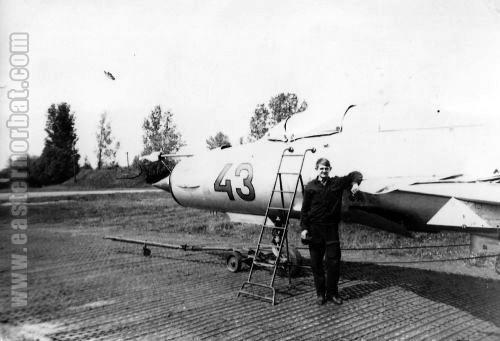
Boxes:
[300,157,362,305]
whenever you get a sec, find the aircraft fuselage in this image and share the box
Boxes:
[160,129,500,238]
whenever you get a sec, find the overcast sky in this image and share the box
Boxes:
[1,0,500,169]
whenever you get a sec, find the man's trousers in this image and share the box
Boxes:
[308,241,341,298]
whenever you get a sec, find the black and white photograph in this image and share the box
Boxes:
[1,1,500,340]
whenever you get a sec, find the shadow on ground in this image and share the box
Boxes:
[337,261,500,327]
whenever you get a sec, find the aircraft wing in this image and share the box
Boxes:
[356,175,500,234]
[397,181,500,205]
[363,174,500,198]
[400,181,500,231]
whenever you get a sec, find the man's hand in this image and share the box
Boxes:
[351,182,360,195]
[300,230,309,240]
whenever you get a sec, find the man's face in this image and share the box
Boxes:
[316,163,331,181]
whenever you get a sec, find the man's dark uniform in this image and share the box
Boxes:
[300,171,363,300]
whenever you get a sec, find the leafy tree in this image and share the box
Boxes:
[26,155,42,187]
[131,155,141,169]
[95,112,120,169]
[249,93,307,140]
[142,105,184,155]
[141,105,185,183]
[206,131,231,150]
[36,102,80,185]
[0,155,42,188]
[0,165,9,190]
[82,155,93,170]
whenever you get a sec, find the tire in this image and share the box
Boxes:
[226,251,243,273]
[277,247,302,277]
[287,247,303,277]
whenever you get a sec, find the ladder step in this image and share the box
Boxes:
[282,154,305,157]
[262,225,286,230]
[242,282,273,290]
[272,190,295,194]
[238,290,274,303]
[253,243,275,249]
[268,207,290,211]
[278,172,300,175]
[253,260,276,267]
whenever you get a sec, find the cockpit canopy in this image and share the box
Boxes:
[265,105,354,142]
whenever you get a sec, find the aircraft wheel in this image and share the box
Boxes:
[277,247,303,277]
[496,255,500,275]
[226,251,243,273]
[287,247,303,277]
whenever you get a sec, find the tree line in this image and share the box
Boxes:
[0,92,306,186]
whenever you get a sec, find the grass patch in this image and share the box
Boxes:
[1,191,494,273]
[0,168,149,193]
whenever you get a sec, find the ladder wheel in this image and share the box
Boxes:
[226,251,243,273]
[496,255,500,275]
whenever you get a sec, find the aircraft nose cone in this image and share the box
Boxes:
[153,176,171,192]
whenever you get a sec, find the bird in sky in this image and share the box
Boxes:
[104,70,116,80]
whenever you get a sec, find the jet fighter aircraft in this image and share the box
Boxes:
[150,102,500,270]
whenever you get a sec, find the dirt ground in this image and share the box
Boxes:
[1,191,500,340]
[2,228,500,340]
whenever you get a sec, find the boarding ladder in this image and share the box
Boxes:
[238,146,315,305]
